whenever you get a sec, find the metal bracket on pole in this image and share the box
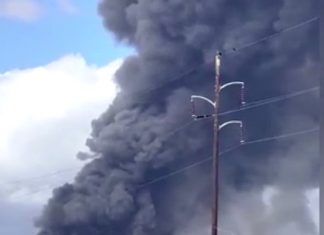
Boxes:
[219,120,242,130]
[192,114,214,120]
[220,81,244,90]
[191,95,216,107]
[190,95,215,120]
[219,120,244,144]
[190,80,245,121]
[220,81,246,106]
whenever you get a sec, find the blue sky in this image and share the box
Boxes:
[0,2,131,234]
[0,0,132,72]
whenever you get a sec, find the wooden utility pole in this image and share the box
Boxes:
[212,52,221,235]
[190,52,244,235]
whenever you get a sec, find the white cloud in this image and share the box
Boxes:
[217,186,319,235]
[306,188,319,232]
[0,0,43,22]
[0,54,121,234]
[261,186,319,234]
[0,0,79,22]
[56,0,78,14]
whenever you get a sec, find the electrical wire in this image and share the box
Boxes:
[7,126,318,198]
[0,122,195,188]
[2,17,319,197]
[2,124,196,189]
[122,16,319,101]
[8,178,75,200]
[162,120,195,140]
[240,87,318,107]
[191,86,319,119]
[244,127,319,145]
[228,16,319,53]
[0,167,82,187]
[2,85,317,188]
[219,86,319,116]
[13,82,318,195]
[139,126,319,188]
[138,145,241,188]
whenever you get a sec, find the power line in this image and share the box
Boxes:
[162,120,195,140]
[0,167,81,187]
[219,86,319,116]
[139,127,318,188]
[3,16,319,208]
[3,84,317,190]
[229,16,319,53]
[3,36,319,191]
[173,87,319,136]
[6,126,318,198]
[132,63,207,96]
[8,178,74,200]
[6,93,319,196]
[0,122,195,188]
[124,16,319,101]
[244,127,319,145]
[1,85,317,188]
[240,87,318,107]
[138,145,241,188]
[190,86,318,119]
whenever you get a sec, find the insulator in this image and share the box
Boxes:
[191,99,196,116]
[240,123,244,144]
[241,83,245,106]
[197,115,211,119]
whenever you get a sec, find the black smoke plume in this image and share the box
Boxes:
[35,0,319,234]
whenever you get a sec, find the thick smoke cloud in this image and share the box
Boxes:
[35,0,319,234]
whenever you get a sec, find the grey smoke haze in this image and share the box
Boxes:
[35,0,319,234]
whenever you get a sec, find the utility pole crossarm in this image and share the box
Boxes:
[191,95,216,107]
[190,81,245,121]
[219,120,244,144]
[220,81,246,105]
[220,81,244,90]
[219,120,242,130]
